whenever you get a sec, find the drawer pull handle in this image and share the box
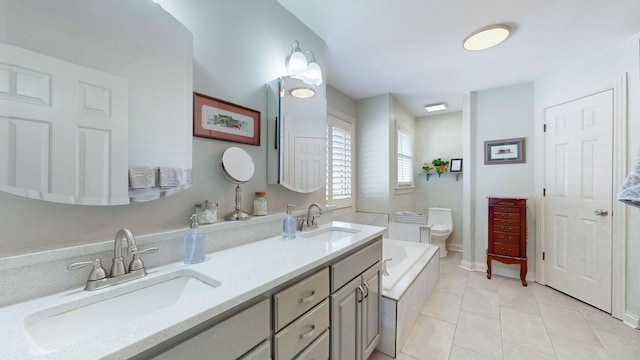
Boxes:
[362,281,370,299]
[299,325,316,339]
[299,291,316,303]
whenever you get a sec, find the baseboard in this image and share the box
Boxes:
[447,243,463,252]
[623,311,640,329]
[463,261,535,282]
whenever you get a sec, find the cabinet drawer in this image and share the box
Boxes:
[493,212,520,221]
[494,232,520,245]
[293,329,329,360]
[331,238,382,292]
[274,268,329,332]
[493,243,520,257]
[489,198,526,207]
[274,299,330,360]
[493,224,519,234]
[494,218,520,227]
[153,299,269,360]
[493,206,521,214]
[240,339,271,360]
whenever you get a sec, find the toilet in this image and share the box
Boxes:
[427,208,453,258]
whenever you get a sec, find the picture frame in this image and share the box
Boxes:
[484,137,526,164]
[193,92,260,146]
[449,158,463,172]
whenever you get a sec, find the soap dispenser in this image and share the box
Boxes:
[282,204,297,239]
[184,214,206,264]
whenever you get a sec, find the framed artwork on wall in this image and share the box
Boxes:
[193,92,260,146]
[484,137,526,164]
[449,158,463,172]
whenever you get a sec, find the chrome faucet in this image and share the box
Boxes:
[67,228,158,291]
[300,203,323,231]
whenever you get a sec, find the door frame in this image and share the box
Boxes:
[534,74,630,324]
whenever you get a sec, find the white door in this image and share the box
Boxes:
[544,90,613,312]
[0,44,128,204]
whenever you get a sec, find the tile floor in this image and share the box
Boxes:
[370,252,640,360]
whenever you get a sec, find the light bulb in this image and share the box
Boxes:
[304,61,323,86]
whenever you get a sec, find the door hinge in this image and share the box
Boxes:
[544,124,547,132]
[543,252,545,261]
[543,188,546,197]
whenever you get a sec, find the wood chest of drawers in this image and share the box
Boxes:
[486,197,528,286]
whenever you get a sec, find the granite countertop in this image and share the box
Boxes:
[0,221,385,359]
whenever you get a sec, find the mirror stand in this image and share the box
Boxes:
[225,184,251,221]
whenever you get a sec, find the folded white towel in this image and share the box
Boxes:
[618,156,640,208]
[159,167,186,188]
[129,166,156,189]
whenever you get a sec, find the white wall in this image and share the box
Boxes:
[470,83,536,275]
[0,0,326,255]
[535,33,640,318]
[415,111,463,250]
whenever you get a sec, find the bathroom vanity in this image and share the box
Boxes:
[0,221,384,359]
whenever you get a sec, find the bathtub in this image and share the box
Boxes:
[378,238,440,358]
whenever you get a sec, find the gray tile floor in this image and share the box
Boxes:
[370,251,640,360]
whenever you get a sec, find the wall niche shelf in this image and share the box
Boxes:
[419,172,462,181]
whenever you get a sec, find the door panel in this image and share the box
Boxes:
[544,90,613,312]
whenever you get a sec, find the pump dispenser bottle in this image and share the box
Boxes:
[282,204,296,239]
[184,214,206,264]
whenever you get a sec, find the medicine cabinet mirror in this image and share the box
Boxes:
[266,76,327,193]
[0,0,193,205]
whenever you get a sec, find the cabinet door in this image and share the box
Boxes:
[361,264,381,359]
[330,276,362,360]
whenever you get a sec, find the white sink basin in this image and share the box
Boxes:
[302,226,361,242]
[24,270,220,354]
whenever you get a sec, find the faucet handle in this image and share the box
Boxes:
[67,258,108,281]
[129,247,158,272]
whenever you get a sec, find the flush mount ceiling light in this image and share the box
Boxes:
[463,24,511,51]
[290,87,316,99]
[285,40,323,86]
[425,103,447,112]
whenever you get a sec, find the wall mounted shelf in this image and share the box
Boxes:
[418,172,462,181]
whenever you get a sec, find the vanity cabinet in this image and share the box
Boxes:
[273,268,330,359]
[152,298,270,360]
[330,238,382,360]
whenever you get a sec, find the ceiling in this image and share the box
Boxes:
[277,0,640,117]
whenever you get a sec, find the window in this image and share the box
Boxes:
[397,126,413,187]
[326,116,353,208]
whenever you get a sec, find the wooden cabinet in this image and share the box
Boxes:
[330,238,382,359]
[486,197,528,286]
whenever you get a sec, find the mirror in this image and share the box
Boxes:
[0,0,193,205]
[267,76,327,193]
[221,147,255,221]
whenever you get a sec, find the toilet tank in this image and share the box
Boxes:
[427,208,453,228]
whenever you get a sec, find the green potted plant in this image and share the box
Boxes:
[422,162,432,173]
[431,158,449,177]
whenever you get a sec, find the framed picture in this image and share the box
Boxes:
[193,92,260,146]
[484,138,526,164]
[450,158,463,172]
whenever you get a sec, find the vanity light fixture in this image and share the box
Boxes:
[291,88,316,99]
[463,24,511,51]
[285,40,323,86]
[425,103,447,112]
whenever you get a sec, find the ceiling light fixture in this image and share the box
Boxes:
[425,103,447,112]
[290,88,316,99]
[285,40,323,86]
[463,24,511,51]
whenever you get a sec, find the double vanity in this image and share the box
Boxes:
[0,221,385,359]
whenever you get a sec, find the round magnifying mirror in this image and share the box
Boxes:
[221,147,255,221]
